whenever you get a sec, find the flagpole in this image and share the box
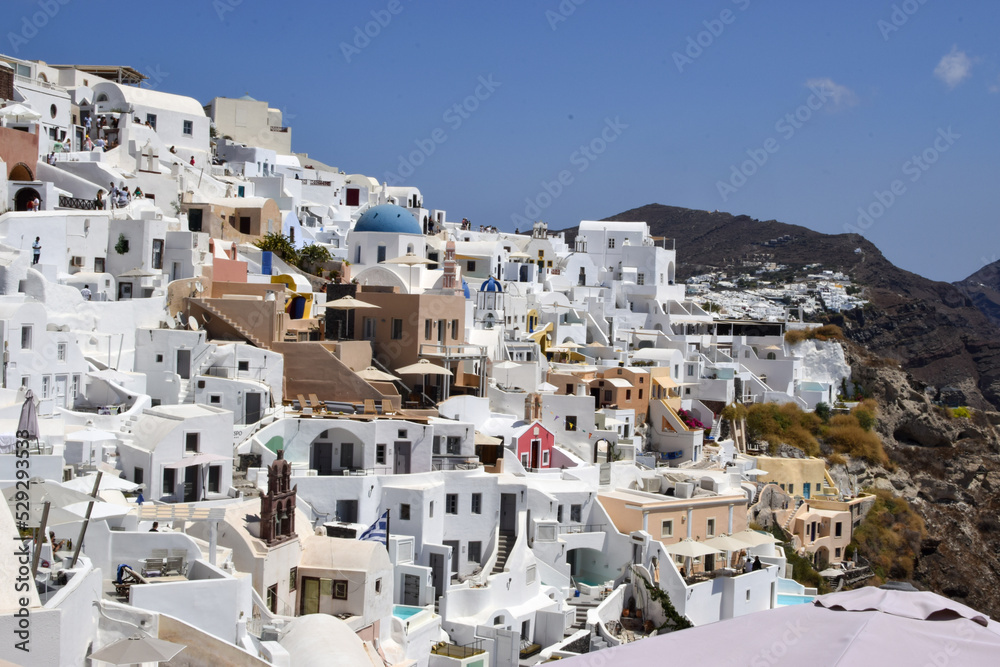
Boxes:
[384,508,390,548]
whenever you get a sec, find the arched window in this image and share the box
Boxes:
[96,93,109,103]
[766,352,776,360]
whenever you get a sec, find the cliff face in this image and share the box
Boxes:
[840,346,1000,617]
[955,259,1000,327]
[575,204,1000,410]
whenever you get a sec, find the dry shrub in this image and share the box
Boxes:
[853,489,926,583]
[825,424,889,466]
[784,324,845,345]
[827,452,847,466]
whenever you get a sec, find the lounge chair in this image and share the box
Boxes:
[114,565,146,598]
[363,399,377,415]
[308,393,325,414]
[165,556,186,576]
[141,558,164,577]
[296,394,313,417]
[381,399,396,416]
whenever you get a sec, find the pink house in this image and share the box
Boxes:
[511,421,554,470]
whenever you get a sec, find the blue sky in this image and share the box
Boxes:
[12,0,1000,281]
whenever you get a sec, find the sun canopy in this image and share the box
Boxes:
[326,296,380,310]
[396,359,452,376]
[703,534,752,552]
[355,366,399,382]
[664,538,722,558]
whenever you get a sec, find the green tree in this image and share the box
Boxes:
[254,232,298,265]
[297,243,332,275]
[814,401,831,422]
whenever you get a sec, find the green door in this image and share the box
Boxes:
[301,577,320,615]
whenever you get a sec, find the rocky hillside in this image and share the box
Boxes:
[569,204,1000,410]
[839,345,1000,617]
[955,259,1000,327]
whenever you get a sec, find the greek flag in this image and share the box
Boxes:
[359,510,388,545]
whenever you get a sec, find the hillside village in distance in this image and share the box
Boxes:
[0,54,913,666]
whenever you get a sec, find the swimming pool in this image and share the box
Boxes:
[575,575,609,587]
[776,593,815,606]
[393,605,425,620]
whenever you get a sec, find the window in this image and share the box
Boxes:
[266,585,277,613]
[182,120,193,136]
[375,578,382,594]
[638,389,643,399]
[520,453,529,466]
[566,384,574,394]
[155,354,164,363]
[42,376,50,398]
[163,468,176,495]
[446,494,458,515]
[542,450,549,466]
[707,518,716,537]
[20,326,31,350]
[446,436,461,455]
[565,416,577,431]
[400,503,410,520]
[428,501,434,518]
[146,113,157,129]
[626,389,632,400]
[134,467,144,485]
[185,432,200,453]
[608,238,615,248]
[333,580,348,600]
[376,444,386,465]
[71,375,79,397]
[238,360,249,372]
[152,239,164,269]
[604,390,612,402]
[451,319,459,340]
[661,519,673,537]
[289,567,297,592]
[239,217,251,234]
[637,273,645,285]
[468,541,482,562]
[557,505,563,523]
[835,547,842,558]
[362,317,376,340]
[94,257,105,273]
[835,522,843,538]
[57,343,67,361]
[432,436,441,455]
[425,319,432,339]
[788,484,794,495]
[570,504,582,522]
[687,365,694,377]
[471,493,482,514]
[391,318,403,340]
[466,260,476,272]
[377,245,386,263]
[210,395,221,404]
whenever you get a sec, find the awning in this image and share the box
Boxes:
[163,453,230,469]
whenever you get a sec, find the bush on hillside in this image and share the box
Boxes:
[853,489,926,583]
[784,324,845,345]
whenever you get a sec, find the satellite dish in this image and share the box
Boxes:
[165,317,176,330]
[188,315,199,331]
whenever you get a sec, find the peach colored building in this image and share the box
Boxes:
[181,193,282,243]
[591,367,650,423]
[600,488,748,572]
[780,495,873,566]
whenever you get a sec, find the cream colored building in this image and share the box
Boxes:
[205,95,293,154]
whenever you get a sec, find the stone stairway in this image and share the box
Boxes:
[196,300,269,349]
[492,532,513,575]
[782,498,805,532]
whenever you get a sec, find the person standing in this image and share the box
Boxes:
[32,237,41,265]
[81,284,92,301]
[32,196,40,212]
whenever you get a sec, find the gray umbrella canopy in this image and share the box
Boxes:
[88,633,186,665]
[3,478,95,527]
[17,389,38,440]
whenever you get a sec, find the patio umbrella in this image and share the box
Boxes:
[731,528,778,547]
[355,366,399,382]
[508,251,531,260]
[0,103,42,122]
[396,359,453,405]
[704,533,755,568]
[537,382,558,393]
[3,479,94,527]
[556,586,1000,666]
[664,538,722,558]
[17,389,39,442]
[741,467,769,476]
[326,296,379,339]
[474,431,502,446]
[88,633,186,665]
[382,253,433,292]
[62,473,139,494]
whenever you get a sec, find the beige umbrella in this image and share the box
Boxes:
[396,359,453,377]
[559,341,583,349]
[664,538,722,558]
[396,359,453,405]
[356,366,399,382]
[509,251,531,260]
[382,253,434,291]
[326,296,379,339]
[474,431,502,445]
[731,528,778,547]
[88,633,185,665]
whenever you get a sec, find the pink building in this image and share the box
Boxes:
[511,421,554,470]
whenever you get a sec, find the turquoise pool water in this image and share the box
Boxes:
[776,594,815,606]
[393,605,425,620]
[575,575,608,587]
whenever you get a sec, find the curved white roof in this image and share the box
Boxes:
[93,81,206,117]
[280,615,379,667]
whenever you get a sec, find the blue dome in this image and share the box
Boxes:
[480,277,503,293]
[354,204,421,235]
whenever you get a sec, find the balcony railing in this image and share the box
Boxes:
[300,179,332,187]
[559,523,605,534]
[269,126,290,133]
[59,195,99,210]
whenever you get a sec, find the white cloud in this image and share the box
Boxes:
[805,77,858,110]
[989,75,1000,94]
[934,46,973,88]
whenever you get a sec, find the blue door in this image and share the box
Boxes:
[803,483,811,499]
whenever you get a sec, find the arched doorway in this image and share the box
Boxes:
[14,187,40,212]
[9,163,33,181]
